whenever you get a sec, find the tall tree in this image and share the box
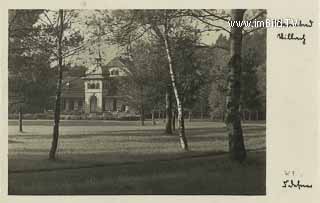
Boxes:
[8,10,56,113]
[118,41,155,126]
[151,11,189,150]
[165,85,173,134]
[49,10,65,160]
[225,10,247,162]
[192,9,266,161]
[242,29,266,118]
[20,9,84,160]
[109,10,194,150]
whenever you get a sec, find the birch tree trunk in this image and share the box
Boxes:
[151,13,189,150]
[49,9,64,160]
[162,30,189,150]
[225,9,246,162]
[165,85,172,134]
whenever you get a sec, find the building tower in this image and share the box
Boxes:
[83,53,104,114]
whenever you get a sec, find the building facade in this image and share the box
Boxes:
[61,56,132,115]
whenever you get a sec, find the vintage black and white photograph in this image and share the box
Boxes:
[8,9,266,195]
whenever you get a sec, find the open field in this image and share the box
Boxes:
[8,120,266,195]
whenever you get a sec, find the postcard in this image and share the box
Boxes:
[0,0,319,203]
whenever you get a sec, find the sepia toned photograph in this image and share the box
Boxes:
[8,9,266,195]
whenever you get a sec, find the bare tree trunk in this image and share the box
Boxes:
[49,9,64,160]
[225,9,247,162]
[165,85,172,134]
[172,110,176,131]
[140,86,145,126]
[140,107,145,126]
[188,111,192,122]
[152,110,156,125]
[19,105,23,132]
[162,29,188,150]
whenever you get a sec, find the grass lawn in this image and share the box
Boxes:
[8,120,266,195]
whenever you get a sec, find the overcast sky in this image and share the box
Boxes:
[38,10,229,68]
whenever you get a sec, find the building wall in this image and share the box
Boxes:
[84,80,103,113]
[103,98,128,112]
[61,63,133,114]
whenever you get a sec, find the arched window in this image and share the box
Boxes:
[110,69,119,76]
[87,82,101,89]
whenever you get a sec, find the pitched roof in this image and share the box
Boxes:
[61,76,85,98]
[105,56,131,74]
[60,56,131,98]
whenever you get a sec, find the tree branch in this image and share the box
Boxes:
[247,10,267,22]
[202,10,231,22]
[243,26,266,36]
[193,16,231,34]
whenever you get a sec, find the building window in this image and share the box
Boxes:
[88,83,94,89]
[111,69,119,76]
[87,83,100,89]
[121,104,125,112]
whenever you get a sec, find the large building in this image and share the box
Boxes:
[60,56,133,114]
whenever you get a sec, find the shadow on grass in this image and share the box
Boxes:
[9,150,228,174]
[8,147,266,175]
[9,150,266,195]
